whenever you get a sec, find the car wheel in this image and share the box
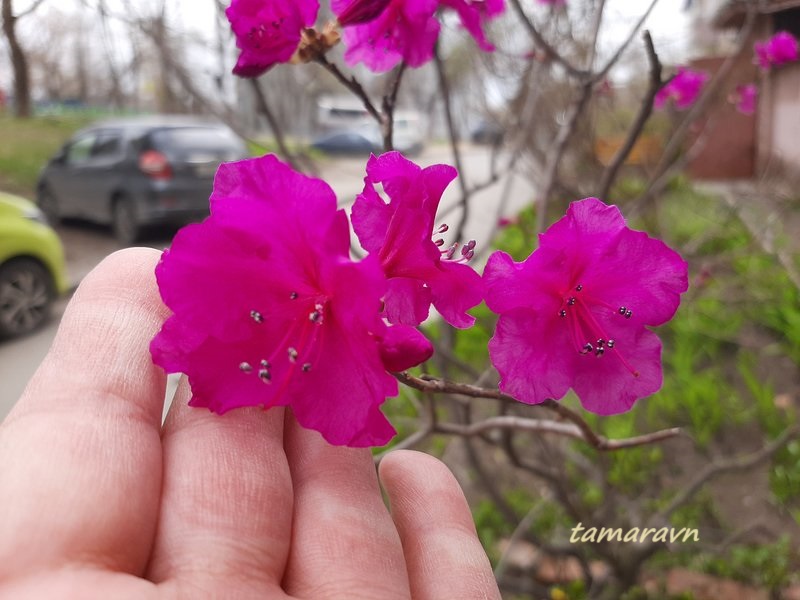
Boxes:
[0,258,55,339]
[112,196,140,245]
[37,186,60,225]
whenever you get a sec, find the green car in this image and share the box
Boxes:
[0,192,69,339]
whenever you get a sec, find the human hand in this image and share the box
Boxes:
[0,248,501,599]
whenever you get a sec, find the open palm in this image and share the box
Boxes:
[0,249,500,599]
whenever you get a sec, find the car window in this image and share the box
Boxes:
[91,131,122,160]
[150,127,246,154]
[66,135,96,166]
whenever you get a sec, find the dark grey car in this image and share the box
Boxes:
[37,116,249,244]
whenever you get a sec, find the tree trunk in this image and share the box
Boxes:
[1,0,32,117]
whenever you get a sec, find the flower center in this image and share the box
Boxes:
[558,283,639,377]
[435,224,476,264]
[237,291,328,392]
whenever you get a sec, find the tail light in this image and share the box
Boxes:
[139,150,173,181]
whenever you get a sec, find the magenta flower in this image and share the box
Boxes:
[754,31,799,70]
[150,154,433,447]
[654,67,709,110]
[731,83,757,115]
[333,0,392,26]
[351,152,484,328]
[340,0,440,72]
[484,198,688,415]
[226,0,319,77]
[339,0,503,72]
[439,0,506,52]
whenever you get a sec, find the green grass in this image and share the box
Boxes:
[0,115,90,197]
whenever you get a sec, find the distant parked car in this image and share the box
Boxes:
[37,116,249,244]
[470,120,504,146]
[311,130,379,155]
[0,192,69,339]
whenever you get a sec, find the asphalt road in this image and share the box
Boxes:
[0,145,535,419]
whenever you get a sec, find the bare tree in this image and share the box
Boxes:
[1,0,46,117]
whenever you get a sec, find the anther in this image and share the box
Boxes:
[595,346,605,357]
[250,310,263,323]
[567,297,576,306]
[596,338,605,347]
[239,362,253,373]
[287,347,298,362]
[444,244,458,260]
[260,359,270,368]
[580,343,594,355]
[607,340,615,349]
[624,309,632,319]
[434,238,445,247]
[309,310,322,323]
[302,363,312,372]
[465,239,477,250]
[436,224,449,234]
[576,284,583,292]
[559,309,567,318]
[290,291,299,300]
[258,369,271,383]
[618,306,627,315]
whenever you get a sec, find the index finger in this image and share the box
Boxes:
[0,248,168,580]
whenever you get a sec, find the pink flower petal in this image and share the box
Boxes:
[226,0,319,77]
[151,154,431,447]
[485,197,688,415]
[352,151,483,328]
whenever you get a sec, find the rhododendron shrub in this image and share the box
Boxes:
[150,154,433,447]
[484,198,688,415]
[754,31,799,70]
[337,0,505,72]
[351,152,484,328]
[731,83,757,115]
[226,0,319,76]
[654,67,709,110]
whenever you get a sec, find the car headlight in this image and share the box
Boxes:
[22,206,49,226]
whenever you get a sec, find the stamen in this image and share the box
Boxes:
[258,369,271,383]
[290,291,299,300]
[567,297,576,306]
[607,339,615,349]
[250,310,263,323]
[576,284,583,292]
[559,309,567,318]
[287,347,298,362]
[434,238,445,247]
[624,309,633,319]
[260,359,270,368]
[239,362,253,373]
[436,224,449,234]
[580,343,594,355]
[302,363,312,372]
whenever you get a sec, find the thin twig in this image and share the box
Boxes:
[433,45,471,242]
[380,62,406,151]
[595,0,659,81]
[395,372,682,451]
[535,81,594,234]
[656,425,800,521]
[631,5,758,216]
[249,78,300,171]
[314,54,383,125]
[597,31,662,201]
[507,0,586,79]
